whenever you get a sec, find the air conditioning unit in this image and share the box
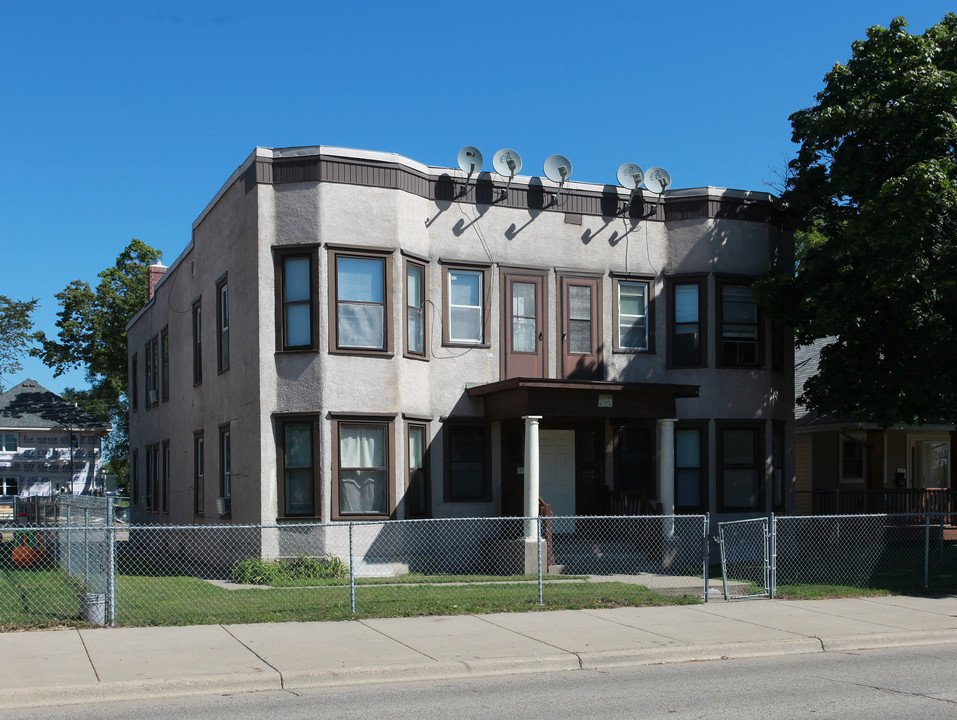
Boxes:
[217,496,231,515]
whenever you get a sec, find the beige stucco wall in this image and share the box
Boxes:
[129,147,795,528]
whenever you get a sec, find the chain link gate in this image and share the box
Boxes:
[717,517,775,600]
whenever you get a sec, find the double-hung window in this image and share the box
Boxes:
[194,432,204,516]
[330,249,392,353]
[144,336,159,408]
[675,424,707,512]
[160,328,169,402]
[444,265,490,345]
[668,277,707,367]
[614,278,652,352]
[192,299,202,385]
[219,424,231,515]
[1,478,17,496]
[445,423,489,501]
[0,433,16,452]
[717,422,764,512]
[161,440,170,513]
[276,248,318,351]
[406,422,430,517]
[131,354,138,410]
[333,417,394,519]
[217,276,229,373]
[405,258,427,358]
[278,417,318,517]
[719,281,760,367]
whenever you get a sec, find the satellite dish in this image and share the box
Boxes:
[544,154,572,205]
[492,148,523,199]
[617,163,644,212]
[616,163,643,190]
[644,167,672,194]
[457,146,483,176]
[493,148,522,177]
[543,154,572,184]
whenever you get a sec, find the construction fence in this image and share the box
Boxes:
[2,512,956,629]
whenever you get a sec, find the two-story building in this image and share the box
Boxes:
[127,145,794,535]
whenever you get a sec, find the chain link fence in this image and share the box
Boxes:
[1,515,710,628]
[5,512,957,629]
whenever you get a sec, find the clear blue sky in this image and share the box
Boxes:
[3,1,952,393]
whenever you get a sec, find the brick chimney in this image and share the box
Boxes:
[148,263,168,301]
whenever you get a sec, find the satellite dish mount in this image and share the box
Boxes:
[616,163,644,214]
[543,154,573,206]
[644,166,672,214]
[456,146,483,197]
[492,148,522,200]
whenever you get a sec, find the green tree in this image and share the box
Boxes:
[33,239,162,487]
[758,14,957,426]
[0,295,38,391]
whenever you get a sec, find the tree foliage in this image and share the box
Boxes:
[33,239,162,483]
[757,14,957,426]
[0,295,38,390]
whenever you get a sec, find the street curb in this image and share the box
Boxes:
[5,631,957,710]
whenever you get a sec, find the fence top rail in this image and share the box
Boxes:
[779,512,953,520]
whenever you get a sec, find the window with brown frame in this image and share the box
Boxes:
[332,417,395,520]
[717,421,765,512]
[192,299,202,385]
[404,258,427,358]
[443,264,491,346]
[194,432,204,517]
[667,276,708,368]
[275,247,319,351]
[675,423,708,513]
[277,416,320,517]
[612,276,654,352]
[329,248,393,354]
[406,422,430,517]
[160,327,169,402]
[444,422,490,502]
[717,279,762,368]
[217,276,229,373]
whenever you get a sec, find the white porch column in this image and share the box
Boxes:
[523,415,542,540]
[658,418,677,537]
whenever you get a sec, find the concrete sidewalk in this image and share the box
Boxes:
[3,595,957,709]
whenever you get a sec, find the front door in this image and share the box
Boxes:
[540,429,576,532]
[503,272,545,378]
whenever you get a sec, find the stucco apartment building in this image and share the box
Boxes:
[126,145,794,530]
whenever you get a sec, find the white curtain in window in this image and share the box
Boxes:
[340,425,387,514]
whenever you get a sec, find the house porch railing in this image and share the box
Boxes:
[797,488,957,519]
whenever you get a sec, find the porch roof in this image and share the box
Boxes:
[466,377,699,422]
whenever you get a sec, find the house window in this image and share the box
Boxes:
[145,336,159,408]
[614,279,652,352]
[616,425,655,496]
[131,353,138,410]
[1,478,18,496]
[276,249,318,351]
[405,259,427,358]
[675,425,707,512]
[192,299,202,385]
[841,437,866,482]
[145,444,158,510]
[131,449,139,507]
[217,277,229,373]
[160,327,169,402]
[719,282,760,367]
[331,250,392,353]
[407,423,429,517]
[194,433,204,516]
[772,421,786,511]
[161,440,170,513]
[718,423,764,512]
[0,433,17,452]
[333,419,393,519]
[444,266,490,345]
[445,424,489,501]
[279,418,318,517]
[219,426,231,513]
[668,278,707,367]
